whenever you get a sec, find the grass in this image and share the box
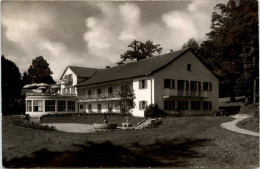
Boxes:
[40,114,143,127]
[2,116,259,168]
[237,103,259,132]
[237,117,259,132]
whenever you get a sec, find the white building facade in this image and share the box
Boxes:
[25,48,219,117]
[76,48,219,117]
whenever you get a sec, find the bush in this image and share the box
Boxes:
[144,104,166,117]
[41,112,130,118]
[12,119,56,131]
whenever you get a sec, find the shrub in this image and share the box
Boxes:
[12,119,56,131]
[41,112,129,118]
[144,104,166,117]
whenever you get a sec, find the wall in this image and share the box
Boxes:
[60,67,78,95]
[132,76,154,117]
[77,79,132,114]
[25,95,78,117]
[154,50,219,115]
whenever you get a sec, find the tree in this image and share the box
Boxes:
[1,55,23,115]
[21,72,30,86]
[182,38,200,55]
[27,56,55,84]
[116,85,136,123]
[118,40,163,64]
[201,0,258,101]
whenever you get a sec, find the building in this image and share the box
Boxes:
[25,48,219,117]
[76,48,219,117]
[24,66,100,117]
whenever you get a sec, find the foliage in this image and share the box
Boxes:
[116,85,136,116]
[182,38,200,55]
[188,0,258,101]
[26,56,55,84]
[41,112,130,117]
[1,55,24,115]
[118,40,163,64]
[12,119,56,131]
[144,104,166,117]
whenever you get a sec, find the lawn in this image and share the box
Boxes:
[40,114,143,127]
[237,103,259,132]
[2,115,259,168]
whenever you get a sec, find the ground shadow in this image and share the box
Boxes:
[3,138,212,168]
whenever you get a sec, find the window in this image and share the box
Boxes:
[203,82,212,91]
[139,80,147,89]
[66,87,70,94]
[58,100,66,112]
[203,82,209,91]
[45,100,55,112]
[178,101,188,110]
[164,79,171,88]
[139,101,147,110]
[88,104,92,112]
[33,100,43,112]
[97,89,101,97]
[191,101,201,110]
[203,101,212,110]
[71,87,75,94]
[186,81,190,96]
[26,100,32,112]
[187,64,191,71]
[88,90,92,96]
[97,104,102,113]
[68,100,75,111]
[108,87,113,97]
[190,81,197,96]
[80,104,83,109]
[164,101,175,110]
[108,103,113,112]
[164,79,175,89]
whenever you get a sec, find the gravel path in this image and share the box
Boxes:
[41,123,95,133]
[221,114,259,137]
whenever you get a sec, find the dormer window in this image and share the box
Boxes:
[187,64,191,71]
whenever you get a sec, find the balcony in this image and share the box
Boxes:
[77,93,120,102]
[163,89,209,98]
[61,75,73,85]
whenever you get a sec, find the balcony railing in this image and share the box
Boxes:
[163,89,209,98]
[78,93,120,101]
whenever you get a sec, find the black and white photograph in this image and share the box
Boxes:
[1,0,259,168]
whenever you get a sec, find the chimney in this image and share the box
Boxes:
[167,49,174,53]
[106,66,110,69]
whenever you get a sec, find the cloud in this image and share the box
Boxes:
[2,1,225,81]
[2,2,111,80]
[161,0,221,46]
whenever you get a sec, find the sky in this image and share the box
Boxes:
[1,0,226,81]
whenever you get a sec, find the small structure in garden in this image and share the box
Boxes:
[93,114,118,130]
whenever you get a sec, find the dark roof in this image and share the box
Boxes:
[60,66,101,80]
[77,48,190,87]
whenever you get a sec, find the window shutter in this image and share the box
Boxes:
[139,81,142,89]
[139,101,141,110]
[145,101,147,108]
[144,80,147,89]
[209,83,212,91]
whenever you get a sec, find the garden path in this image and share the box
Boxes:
[41,123,95,133]
[221,114,259,137]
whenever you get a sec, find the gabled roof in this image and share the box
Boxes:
[76,48,190,87]
[60,66,101,80]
